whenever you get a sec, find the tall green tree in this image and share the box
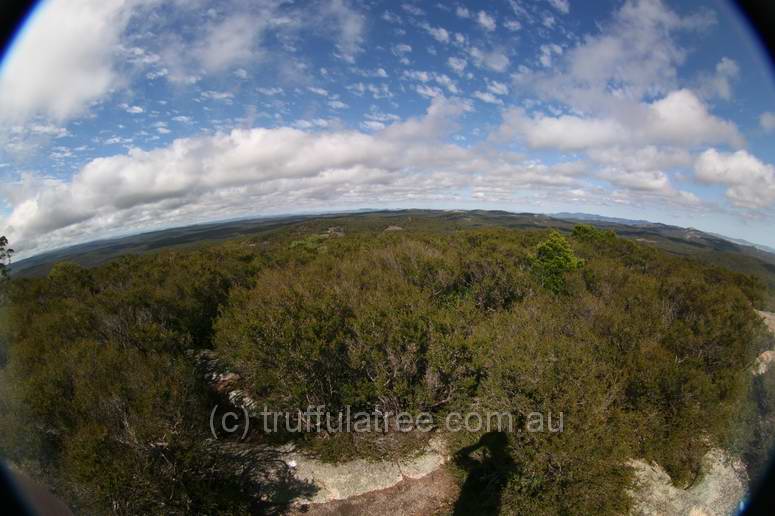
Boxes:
[531,230,582,294]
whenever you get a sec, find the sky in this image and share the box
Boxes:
[1,0,775,258]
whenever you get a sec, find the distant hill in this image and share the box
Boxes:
[11,209,775,309]
[552,212,775,254]
[551,212,658,227]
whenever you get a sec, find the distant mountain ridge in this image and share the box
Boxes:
[550,212,659,227]
[551,212,775,255]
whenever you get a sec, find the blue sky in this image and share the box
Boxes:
[1,0,775,257]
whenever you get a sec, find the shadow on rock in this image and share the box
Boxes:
[453,432,516,516]
[219,443,319,515]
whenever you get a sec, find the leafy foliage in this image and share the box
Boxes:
[2,225,773,514]
[530,230,583,294]
[0,235,12,283]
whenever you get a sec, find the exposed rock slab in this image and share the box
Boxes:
[289,467,458,516]
[284,437,449,504]
[753,311,775,376]
[629,448,748,516]
[757,310,775,334]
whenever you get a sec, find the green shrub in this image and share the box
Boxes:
[531,231,583,294]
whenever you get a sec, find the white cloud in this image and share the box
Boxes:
[538,44,563,67]
[645,89,743,147]
[404,71,459,94]
[422,24,450,43]
[404,70,431,82]
[432,74,459,94]
[513,0,716,111]
[695,149,775,209]
[500,111,622,150]
[125,105,145,114]
[307,87,329,96]
[1,98,585,256]
[588,146,692,171]
[348,82,393,99]
[598,168,671,193]
[588,146,697,203]
[448,57,468,74]
[699,57,739,100]
[468,47,510,72]
[0,0,143,123]
[473,91,503,105]
[293,118,330,130]
[323,0,366,63]
[24,124,70,138]
[401,3,424,16]
[456,7,471,18]
[416,85,444,98]
[547,0,570,14]
[150,1,364,83]
[499,89,743,151]
[392,43,413,63]
[760,112,775,132]
[477,11,497,31]
[258,87,284,96]
[0,0,369,125]
[196,15,263,72]
[382,10,401,23]
[201,90,235,102]
[486,80,509,96]
[361,120,385,131]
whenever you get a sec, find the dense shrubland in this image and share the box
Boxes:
[1,226,773,514]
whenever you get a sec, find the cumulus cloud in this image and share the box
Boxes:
[348,82,393,99]
[486,80,509,96]
[195,14,266,72]
[497,86,744,206]
[598,169,671,193]
[513,0,715,111]
[477,11,497,31]
[403,70,459,95]
[456,7,471,19]
[468,47,510,72]
[472,91,503,105]
[447,57,468,74]
[150,1,366,84]
[538,44,563,67]
[421,23,450,43]
[698,57,739,100]
[322,0,366,62]
[0,0,369,125]
[695,149,775,209]
[401,3,424,17]
[0,98,580,256]
[154,3,289,82]
[0,0,143,123]
[547,0,571,14]
[587,146,692,172]
[592,146,698,203]
[498,89,743,150]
